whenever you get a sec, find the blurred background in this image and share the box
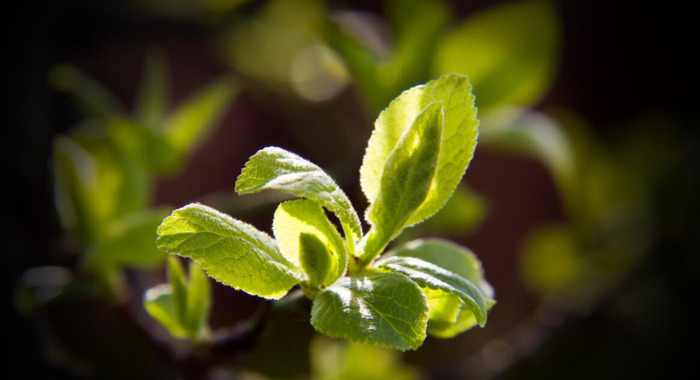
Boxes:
[4,0,698,379]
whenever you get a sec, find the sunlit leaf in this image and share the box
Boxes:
[360,74,479,229]
[361,102,443,262]
[273,200,346,285]
[388,238,494,336]
[433,0,560,111]
[311,271,428,351]
[156,203,302,299]
[377,256,488,327]
[236,147,362,251]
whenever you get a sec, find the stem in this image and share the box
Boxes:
[358,226,392,267]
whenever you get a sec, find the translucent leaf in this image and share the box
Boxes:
[377,256,488,327]
[361,102,443,262]
[143,284,188,339]
[156,203,301,299]
[433,0,560,111]
[311,271,429,351]
[299,233,334,288]
[165,75,238,155]
[236,147,362,250]
[272,199,347,284]
[360,74,479,229]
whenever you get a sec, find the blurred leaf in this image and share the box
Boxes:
[236,147,362,251]
[156,203,302,299]
[273,200,347,286]
[433,0,560,112]
[135,52,168,129]
[311,271,429,351]
[519,224,585,295]
[223,0,326,93]
[168,255,189,325]
[53,133,149,242]
[165,75,238,159]
[361,74,479,230]
[49,65,123,119]
[85,208,169,272]
[377,256,488,327]
[310,335,420,380]
[481,107,575,202]
[422,185,489,234]
[328,0,448,112]
[362,103,443,262]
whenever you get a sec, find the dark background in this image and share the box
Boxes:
[4,0,698,378]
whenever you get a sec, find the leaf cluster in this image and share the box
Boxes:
[156,74,494,350]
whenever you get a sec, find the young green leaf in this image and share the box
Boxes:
[183,262,211,338]
[156,203,302,299]
[361,102,443,262]
[391,239,494,299]
[273,199,347,285]
[376,256,488,327]
[167,256,189,325]
[311,271,429,351]
[299,233,334,288]
[49,65,124,120]
[236,147,362,251]
[360,74,479,231]
[388,239,494,336]
[143,284,189,339]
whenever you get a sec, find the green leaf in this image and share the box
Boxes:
[360,74,479,230]
[299,233,334,287]
[135,52,168,129]
[433,0,560,111]
[236,147,362,251]
[167,256,189,325]
[361,102,443,262]
[272,199,347,284]
[156,203,301,299]
[165,75,238,155]
[183,262,211,339]
[311,271,429,351]
[143,284,188,339]
[376,256,488,327]
[388,239,494,336]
